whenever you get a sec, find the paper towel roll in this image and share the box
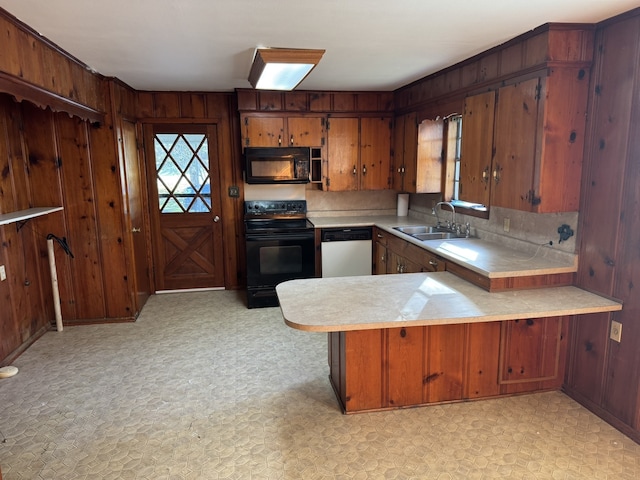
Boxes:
[397,193,409,216]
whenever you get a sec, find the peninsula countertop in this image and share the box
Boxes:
[308,215,577,278]
[276,271,622,332]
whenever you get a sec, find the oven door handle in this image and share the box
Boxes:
[246,232,314,242]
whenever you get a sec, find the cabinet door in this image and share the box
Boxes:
[374,241,387,275]
[287,116,325,147]
[360,117,392,190]
[492,78,540,210]
[326,117,359,191]
[392,114,406,190]
[241,116,285,147]
[415,119,444,193]
[499,316,563,387]
[459,91,496,206]
[393,112,418,192]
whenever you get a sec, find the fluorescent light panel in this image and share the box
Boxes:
[249,48,325,91]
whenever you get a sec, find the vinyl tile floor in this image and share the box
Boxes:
[0,290,638,479]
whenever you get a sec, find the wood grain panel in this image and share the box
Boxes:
[343,329,384,412]
[425,324,465,402]
[326,117,359,191]
[466,322,501,398]
[21,103,70,324]
[55,113,106,320]
[88,116,134,319]
[387,326,424,407]
[491,77,540,211]
[459,91,495,206]
[359,117,391,190]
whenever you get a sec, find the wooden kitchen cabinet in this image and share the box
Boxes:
[325,116,392,191]
[329,316,567,413]
[393,113,443,193]
[498,316,569,393]
[459,90,496,207]
[384,232,445,274]
[373,228,388,275]
[459,67,589,213]
[240,114,325,148]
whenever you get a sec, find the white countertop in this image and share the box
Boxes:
[309,215,577,278]
[276,272,622,332]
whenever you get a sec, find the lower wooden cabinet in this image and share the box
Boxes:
[374,227,445,274]
[328,316,570,413]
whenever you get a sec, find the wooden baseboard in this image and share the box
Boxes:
[563,386,640,444]
[1,324,50,367]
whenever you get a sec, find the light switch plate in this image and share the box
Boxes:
[0,265,6,281]
[610,320,622,343]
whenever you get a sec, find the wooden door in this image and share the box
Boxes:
[459,91,496,206]
[241,116,285,147]
[393,112,417,192]
[492,78,540,210]
[287,116,325,147]
[360,116,392,190]
[326,117,359,191]
[416,119,444,193]
[121,119,151,311]
[145,124,225,291]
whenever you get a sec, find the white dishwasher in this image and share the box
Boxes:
[320,227,372,277]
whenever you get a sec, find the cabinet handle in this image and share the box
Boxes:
[362,165,367,175]
[482,166,490,184]
[132,227,141,233]
[353,165,357,175]
[493,166,501,184]
[290,135,294,146]
[377,233,384,238]
[278,135,282,146]
[428,259,438,267]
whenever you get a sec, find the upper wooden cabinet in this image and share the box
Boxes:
[459,91,496,207]
[393,113,443,194]
[240,115,325,148]
[459,67,589,213]
[325,116,392,191]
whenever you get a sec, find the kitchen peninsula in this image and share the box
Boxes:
[278,272,621,413]
[277,226,622,414]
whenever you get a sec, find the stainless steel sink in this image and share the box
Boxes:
[412,232,463,241]
[393,225,473,241]
[393,225,444,235]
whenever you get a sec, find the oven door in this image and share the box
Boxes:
[245,230,315,307]
[246,231,315,285]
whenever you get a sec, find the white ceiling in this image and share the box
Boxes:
[0,0,637,92]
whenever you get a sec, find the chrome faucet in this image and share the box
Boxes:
[433,201,456,230]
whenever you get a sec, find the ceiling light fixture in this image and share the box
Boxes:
[248,48,325,91]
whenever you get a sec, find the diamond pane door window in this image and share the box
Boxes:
[154,133,211,213]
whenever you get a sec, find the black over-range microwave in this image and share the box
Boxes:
[244,147,310,184]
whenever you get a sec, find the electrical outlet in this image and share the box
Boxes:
[0,265,6,281]
[610,320,622,343]
[503,218,510,232]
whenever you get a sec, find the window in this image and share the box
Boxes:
[446,114,488,215]
[154,133,211,213]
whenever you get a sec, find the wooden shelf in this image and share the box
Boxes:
[0,207,63,227]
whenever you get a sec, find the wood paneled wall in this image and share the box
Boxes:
[565,9,640,443]
[136,91,244,290]
[394,23,594,116]
[0,93,139,363]
[0,10,105,113]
